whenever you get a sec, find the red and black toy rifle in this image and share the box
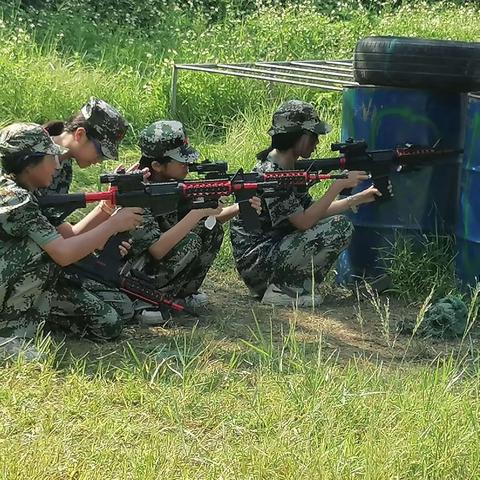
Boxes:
[37,168,347,231]
[295,139,463,199]
[64,232,196,317]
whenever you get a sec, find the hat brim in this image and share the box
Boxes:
[164,144,200,164]
[310,121,332,135]
[33,142,68,156]
[99,139,119,160]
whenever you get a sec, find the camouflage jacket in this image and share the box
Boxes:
[0,174,60,254]
[230,151,313,261]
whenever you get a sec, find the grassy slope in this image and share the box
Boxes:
[1,349,480,479]
[1,2,480,478]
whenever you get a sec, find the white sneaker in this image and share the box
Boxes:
[0,337,43,362]
[135,309,168,326]
[133,299,168,326]
[261,284,323,307]
[184,290,209,309]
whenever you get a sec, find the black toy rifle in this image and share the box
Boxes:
[64,232,195,316]
[295,139,463,199]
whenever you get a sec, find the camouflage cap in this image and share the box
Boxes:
[139,120,199,164]
[0,123,67,158]
[267,100,332,136]
[81,97,129,160]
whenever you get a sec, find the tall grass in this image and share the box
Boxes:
[1,328,480,479]
[2,1,480,130]
[381,233,459,303]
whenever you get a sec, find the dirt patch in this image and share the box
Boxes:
[59,270,475,368]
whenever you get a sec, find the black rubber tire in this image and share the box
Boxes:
[354,36,480,92]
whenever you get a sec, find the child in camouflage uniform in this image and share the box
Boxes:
[230,100,380,306]
[130,120,260,323]
[38,97,129,226]
[36,97,136,329]
[0,123,143,357]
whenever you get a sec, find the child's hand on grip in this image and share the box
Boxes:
[110,207,144,232]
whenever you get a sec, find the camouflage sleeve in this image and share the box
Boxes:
[36,160,74,226]
[254,157,305,226]
[264,192,304,227]
[0,195,60,246]
[129,209,161,257]
[41,206,69,227]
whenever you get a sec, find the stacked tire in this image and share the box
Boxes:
[353,36,480,92]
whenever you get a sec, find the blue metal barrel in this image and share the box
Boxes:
[336,86,465,284]
[456,94,480,286]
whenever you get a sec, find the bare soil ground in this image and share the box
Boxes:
[61,271,475,369]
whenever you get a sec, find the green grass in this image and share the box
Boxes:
[1,332,480,479]
[381,232,459,303]
[2,1,480,129]
[2,1,480,477]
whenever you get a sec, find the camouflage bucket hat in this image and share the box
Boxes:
[81,97,129,160]
[139,120,199,164]
[267,100,332,136]
[0,123,67,158]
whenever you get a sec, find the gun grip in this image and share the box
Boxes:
[373,176,392,201]
[98,231,130,265]
[239,199,260,231]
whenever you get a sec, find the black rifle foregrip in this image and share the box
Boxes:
[234,187,261,231]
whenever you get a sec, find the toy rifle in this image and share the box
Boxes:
[295,139,463,200]
[64,232,196,317]
[37,168,347,231]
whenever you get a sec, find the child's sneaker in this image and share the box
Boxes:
[133,300,171,326]
[261,284,323,307]
[135,309,170,326]
[184,290,209,309]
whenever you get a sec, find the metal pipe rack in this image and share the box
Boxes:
[170,59,357,114]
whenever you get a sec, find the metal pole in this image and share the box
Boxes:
[170,65,178,117]
[175,65,344,91]
[222,63,356,85]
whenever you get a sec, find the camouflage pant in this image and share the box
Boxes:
[137,223,224,298]
[0,238,132,340]
[0,239,59,337]
[48,276,134,340]
[238,215,353,297]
